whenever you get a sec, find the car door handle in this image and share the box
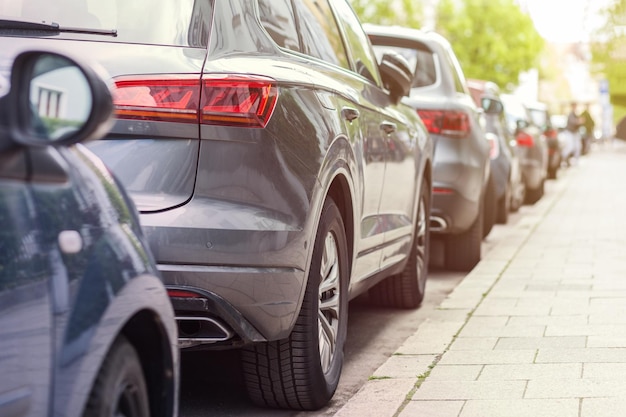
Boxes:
[341,107,360,121]
[380,121,396,134]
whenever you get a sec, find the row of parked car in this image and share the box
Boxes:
[0,1,566,415]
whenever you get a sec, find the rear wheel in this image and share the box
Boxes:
[444,205,482,272]
[369,178,430,308]
[525,179,544,204]
[242,198,348,410]
[482,173,496,238]
[496,184,510,224]
[83,335,150,417]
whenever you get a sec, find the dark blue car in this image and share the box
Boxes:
[0,50,178,417]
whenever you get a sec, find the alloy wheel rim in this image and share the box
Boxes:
[415,194,427,286]
[318,231,340,374]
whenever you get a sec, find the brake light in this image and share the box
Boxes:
[516,131,534,147]
[417,109,471,138]
[545,128,558,139]
[113,74,278,128]
[167,289,203,298]
[433,187,454,195]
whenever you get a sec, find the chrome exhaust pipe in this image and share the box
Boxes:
[176,316,235,348]
[430,216,448,232]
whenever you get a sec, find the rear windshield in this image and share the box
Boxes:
[372,44,436,88]
[0,0,212,47]
[528,108,549,129]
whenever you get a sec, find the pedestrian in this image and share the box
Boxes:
[580,103,595,153]
[563,101,583,165]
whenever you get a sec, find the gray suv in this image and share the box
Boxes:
[366,24,495,272]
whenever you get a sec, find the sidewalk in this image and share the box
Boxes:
[334,142,626,417]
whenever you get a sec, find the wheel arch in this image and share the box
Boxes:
[122,309,177,417]
[326,174,354,276]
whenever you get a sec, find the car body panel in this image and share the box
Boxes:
[366,25,490,235]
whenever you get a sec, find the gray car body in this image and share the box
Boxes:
[365,25,490,236]
[501,93,549,194]
[0,0,432,346]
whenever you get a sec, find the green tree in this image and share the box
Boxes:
[435,0,544,90]
[349,0,422,28]
[591,0,626,122]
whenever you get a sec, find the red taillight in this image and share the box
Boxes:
[516,131,534,147]
[417,109,471,138]
[167,289,203,298]
[545,128,558,139]
[433,187,454,195]
[113,74,278,128]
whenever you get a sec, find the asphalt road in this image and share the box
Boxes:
[178,209,527,417]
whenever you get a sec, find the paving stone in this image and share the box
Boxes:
[438,349,536,365]
[479,363,582,380]
[333,378,416,417]
[427,365,483,381]
[495,336,586,349]
[581,398,626,417]
[460,399,579,417]
[399,400,464,417]
[413,380,526,400]
[525,378,626,398]
[372,354,438,379]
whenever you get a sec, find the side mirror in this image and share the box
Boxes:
[0,50,114,152]
[516,119,529,130]
[378,51,413,104]
[481,97,503,114]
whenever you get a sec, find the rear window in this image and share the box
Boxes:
[0,0,212,47]
[528,108,549,129]
[372,44,436,88]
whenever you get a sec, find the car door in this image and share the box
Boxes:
[0,149,53,417]
[330,0,421,272]
[293,0,388,282]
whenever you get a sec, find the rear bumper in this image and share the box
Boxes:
[139,197,312,344]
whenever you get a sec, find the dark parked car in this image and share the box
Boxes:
[0,0,432,410]
[501,93,549,204]
[468,79,525,224]
[525,100,561,179]
[365,24,495,272]
[0,50,178,417]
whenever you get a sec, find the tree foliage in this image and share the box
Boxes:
[434,0,544,90]
[591,0,626,118]
[349,0,422,28]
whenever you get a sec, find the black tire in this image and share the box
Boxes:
[241,198,348,410]
[525,179,544,204]
[496,185,510,225]
[482,173,496,238]
[369,178,430,308]
[547,165,558,180]
[444,205,482,272]
[83,335,150,417]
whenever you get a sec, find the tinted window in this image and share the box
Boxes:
[257,0,300,51]
[330,0,381,85]
[2,0,212,47]
[372,45,436,88]
[293,0,349,69]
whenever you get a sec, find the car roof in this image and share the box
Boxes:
[363,23,451,50]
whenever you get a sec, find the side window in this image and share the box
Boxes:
[257,0,300,52]
[329,0,382,85]
[292,0,350,70]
